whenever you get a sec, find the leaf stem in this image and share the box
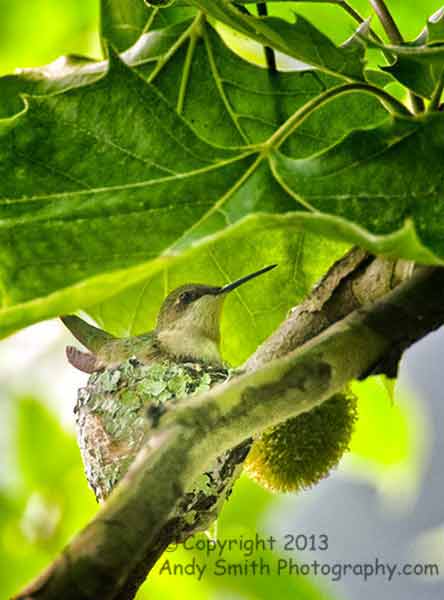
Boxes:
[369,0,424,113]
[142,7,159,34]
[263,82,412,151]
[177,33,198,114]
[148,12,204,83]
[256,3,277,72]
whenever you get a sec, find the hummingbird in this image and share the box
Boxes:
[61,264,277,373]
[61,263,277,528]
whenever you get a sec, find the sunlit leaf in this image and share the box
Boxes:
[100,0,194,51]
[367,7,444,98]
[190,1,366,80]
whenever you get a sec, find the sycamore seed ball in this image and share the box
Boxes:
[245,391,358,493]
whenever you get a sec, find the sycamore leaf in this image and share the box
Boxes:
[0,8,194,119]
[269,116,444,261]
[189,1,366,80]
[427,6,444,44]
[0,15,384,346]
[131,18,385,154]
[100,0,152,51]
[0,55,102,119]
[0,47,442,339]
[367,7,444,99]
[100,0,195,51]
[0,18,387,155]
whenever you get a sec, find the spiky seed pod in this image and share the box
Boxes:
[244,391,358,493]
[75,358,249,540]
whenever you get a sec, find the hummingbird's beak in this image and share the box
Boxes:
[217,264,277,295]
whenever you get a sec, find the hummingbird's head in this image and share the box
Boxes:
[156,265,277,365]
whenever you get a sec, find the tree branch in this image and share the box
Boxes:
[14,257,444,600]
[246,248,414,369]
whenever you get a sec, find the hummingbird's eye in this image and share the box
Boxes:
[179,290,196,304]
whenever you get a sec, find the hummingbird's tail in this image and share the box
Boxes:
[66,346,102,373]
[60,315,115,353]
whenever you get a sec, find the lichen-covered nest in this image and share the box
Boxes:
[75,357,249,539]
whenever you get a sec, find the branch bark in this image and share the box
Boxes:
[14,256,444,600]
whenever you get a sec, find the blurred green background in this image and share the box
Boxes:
[1,2,443,599]
[0,0,101,75]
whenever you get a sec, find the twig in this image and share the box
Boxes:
[369,0,402,43]
[369,0,424,113]
[257,3,277,71]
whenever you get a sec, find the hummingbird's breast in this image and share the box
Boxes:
[156,329,223,367]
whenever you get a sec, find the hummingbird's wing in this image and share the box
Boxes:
[96,332,162,366]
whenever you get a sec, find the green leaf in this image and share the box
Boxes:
[0,4,196,118]
[0,52,244,305]
[100,0,152,51]
[100,0,194,51]
[269,115,444,263]
[368,7,444,99]
[0,47,442,340]
[0,18,387,153]
[0,55,103,119]
[189,1,366,80]
[0,19,190,119]
[0,16,385,308]
[135,19,385,153]
[424,6,444,44]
